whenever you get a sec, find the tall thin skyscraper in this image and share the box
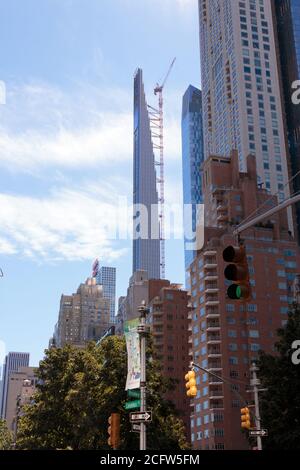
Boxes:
[132,68,160,279]
[198,0,291,207]
[274,0,300,242]
[181,85,204,287]
[0,352,29,419]
[96,266,116,323]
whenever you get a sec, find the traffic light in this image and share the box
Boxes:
[240,407,251,430]
[185,370,197,397]
[223,245,251,300]
[107,413,120,449]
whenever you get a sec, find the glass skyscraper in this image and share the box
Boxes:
[96,266,116,324]
[132,68,160,279]
[181,85,204,285]
[198,0,292,224]
[275,0,300,243]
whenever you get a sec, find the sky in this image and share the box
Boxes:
[0,0,200,366]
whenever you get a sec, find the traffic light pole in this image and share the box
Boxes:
[249,363,264,451]
[138,301,149,451]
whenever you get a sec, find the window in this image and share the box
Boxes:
[249,330,259,338]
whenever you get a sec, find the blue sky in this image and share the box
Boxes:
[0,0,200,366]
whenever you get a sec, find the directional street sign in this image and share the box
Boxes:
[131,424,141,433]
[249,429,268,437]
[130,411,152,423]
[124,399,141,410]
[128,389,141,399]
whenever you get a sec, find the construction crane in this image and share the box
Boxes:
[148,57,176,279]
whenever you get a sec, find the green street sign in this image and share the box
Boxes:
[127,389,141,399]
[124,399,141,410]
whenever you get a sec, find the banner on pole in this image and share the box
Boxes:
[124,318,141,390]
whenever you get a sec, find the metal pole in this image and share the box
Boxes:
[138,301,148,450]
[250,363,262,451]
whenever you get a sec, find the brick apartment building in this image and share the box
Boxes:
[189,151,300,449]
[147,280,192,437]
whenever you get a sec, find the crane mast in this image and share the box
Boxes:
[148,58,176,279]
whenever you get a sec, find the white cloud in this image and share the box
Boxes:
[0,186,129,262]
[0,113,132,170]
[0,80,182,172]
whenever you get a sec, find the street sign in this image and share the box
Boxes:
[128,389,140,399]
[130,411,152,423]
[124,399,141,410]
[131,424,141,433]
[249,429,268,437]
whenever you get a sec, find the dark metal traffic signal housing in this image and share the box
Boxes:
[107,413,120,449]
[223,245,251,301]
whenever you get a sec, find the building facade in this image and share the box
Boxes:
[273,0,300,242]
[198,0,291,210]
[96,266,116,324]
[54,277,111,348]
[133,68,160,279]
[189,150,300,450]
[5,366,37,433]
[181,85,204,286]
[0,352,30,420]
[147,280,192,438]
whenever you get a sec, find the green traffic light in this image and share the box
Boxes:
[236,285,242,299]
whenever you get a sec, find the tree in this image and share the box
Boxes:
[258,304,300,449]
[17,336,188,450]
[0,419,13,450]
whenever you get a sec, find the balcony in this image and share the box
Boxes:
[203,250,217,257]
[207,334,221,343]
[208,346,221,358]
[209,387,224,400]
[208,360,222,370]
[204,259,218,269]
[205,283,219,294]
[209,377,223,385]
[207,321,220,330]
[206,309,220,319]
[204,273,218,281]
[210,400,224,410]
[205,295,219,307]
[188,311,193,320]
[188,335,193,344]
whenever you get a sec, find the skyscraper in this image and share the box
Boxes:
[53,278,110,348]
[132,68,160,279]
[181,85,204,286]
[96,266,116,323]
[0,352,30,419]
[198,0,291,208]
[274,0,300,242]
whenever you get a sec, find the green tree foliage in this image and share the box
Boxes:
[0,419,13,450]
[17,336,188,450]
[258,304,300,449]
